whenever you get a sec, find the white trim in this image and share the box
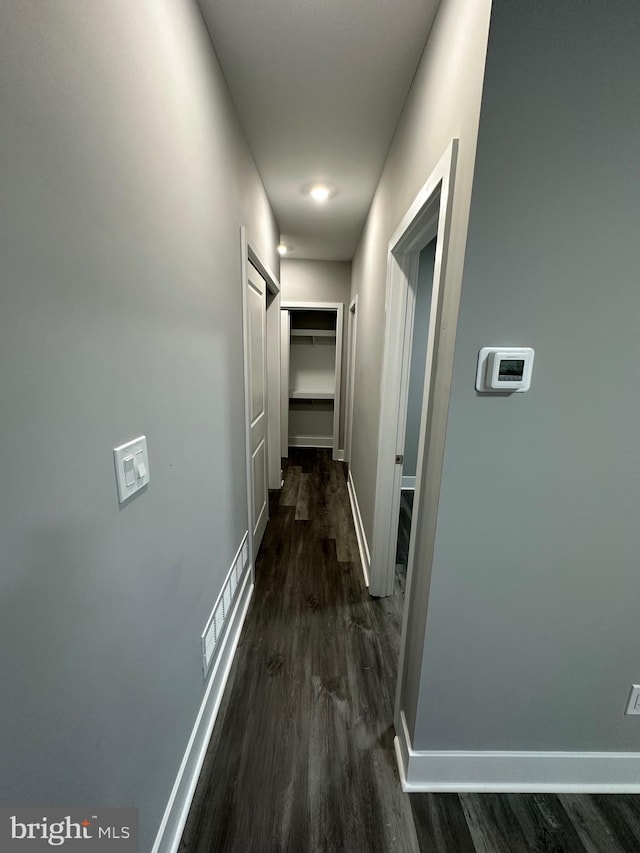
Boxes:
[347,470,370,587]
[394,734,411,791]
[281,301,344,460]
[394,712,640,793]
[151,572,254,853]
[401,476,416,490]
[370,140,458,598]
[280,309,290,458]
[201,531,248,676]
[241,230,281,565]
[344,296,358,466]
[248,243,279,297]
[337,449,345,462]
[246,238,281,491]
[240,230,253,578]
[281,300,339,310]
[288,435,333,449]
[332,304,344,462]
[265,291,282,491]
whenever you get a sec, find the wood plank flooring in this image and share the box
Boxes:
[181,448,640,853]
[409,793,640,853]
[180,448,417,853]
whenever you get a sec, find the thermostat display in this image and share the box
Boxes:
[498,359,524,381]
[476,347,534,392]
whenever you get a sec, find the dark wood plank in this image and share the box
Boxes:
[410,793,476,853]
[462,794,533,853]
[279,464,301,506]
[559,795,630,853]
[330,463,360,563]
[568,795,640,853]
[294,471,311,520]
[595,795,640,850]
[461,793,588,853]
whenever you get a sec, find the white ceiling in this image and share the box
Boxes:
[198,0,440,261]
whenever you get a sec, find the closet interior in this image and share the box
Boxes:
[280,302,343,460]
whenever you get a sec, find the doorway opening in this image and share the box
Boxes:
[364,140,463,758]
[369,140,458,599]
[279,301,344,461]
[395,240,436,584]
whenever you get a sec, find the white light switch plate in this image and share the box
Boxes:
[114,435,150,504]
[625,685,640,715]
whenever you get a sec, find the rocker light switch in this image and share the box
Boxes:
[114,436,150,503]
[123,456,136,487]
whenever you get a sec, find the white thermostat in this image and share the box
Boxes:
[476,347,534,392]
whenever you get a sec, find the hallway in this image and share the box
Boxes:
[180,449,417,852]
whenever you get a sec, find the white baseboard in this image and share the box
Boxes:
[394,711,640,793]
[151,569,254,853]
[347,470,371,588]
[289,435,333,449]
[401,475,416,490]
[337,449,345,462]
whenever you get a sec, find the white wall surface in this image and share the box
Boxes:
[281,259,351,448]
[0,2,278,848]
[411,0,640,752]
[349,0,493,541]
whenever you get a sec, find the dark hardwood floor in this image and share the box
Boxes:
[181,449,640,853]
[180,448,417,853]
[409,792,640,853]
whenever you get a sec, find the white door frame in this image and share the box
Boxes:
[281,301,344,461]
[344,296,358,466]
[369,140,459,598]
[240,227,280,579]
[279,308,290,459]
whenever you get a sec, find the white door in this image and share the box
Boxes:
[247,262,268,554]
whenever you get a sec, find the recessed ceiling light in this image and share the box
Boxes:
[277,243,288,256]
[301,182,338,203]
[309,185,331,203]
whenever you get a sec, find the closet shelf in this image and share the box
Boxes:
[289,390,335,400]
[290,329,336,338]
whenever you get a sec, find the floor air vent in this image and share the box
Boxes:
[201,532,250,677]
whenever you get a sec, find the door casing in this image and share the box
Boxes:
[370,140,459,599]
[344,296,358,466]
[240,228,280,579]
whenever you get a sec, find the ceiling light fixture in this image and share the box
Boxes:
[277,243,288,256]
[309,185,331,203]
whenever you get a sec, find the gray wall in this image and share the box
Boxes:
[412,0,640,750]
[281,259,351,448]
[0,2,278,849]
[403,241,436,479]
[281,258,351,306]
[349,0,493,543]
